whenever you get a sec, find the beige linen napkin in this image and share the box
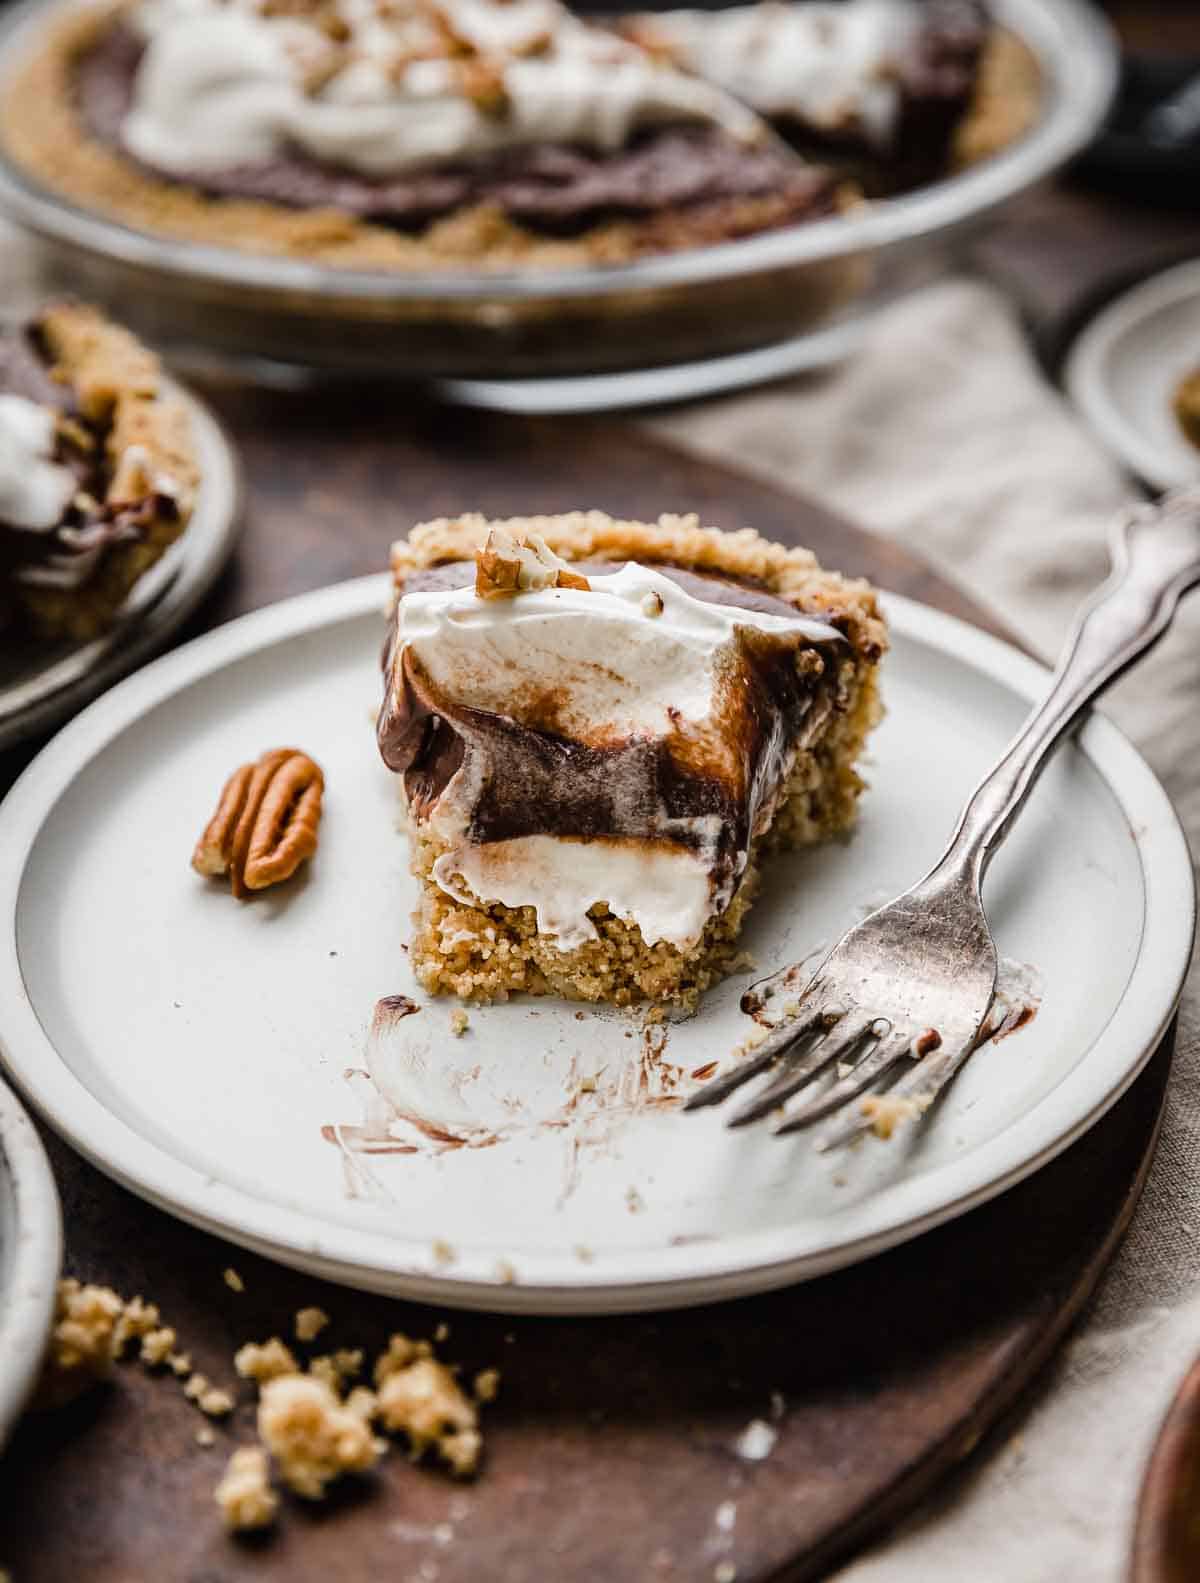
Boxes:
[648,277,1200,1583]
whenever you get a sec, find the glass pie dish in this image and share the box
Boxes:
[0,0,1116,394]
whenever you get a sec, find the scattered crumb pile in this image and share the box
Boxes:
[220,1322,494,1531]
[34,1280,208,1412]
[373,1335,482,1477]
[32,1279,123,1409]
[32,1276,498,1539]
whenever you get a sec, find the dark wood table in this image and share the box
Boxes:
[3,126,1200,1582]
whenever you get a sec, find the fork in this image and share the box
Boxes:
[686,488,1200,1149]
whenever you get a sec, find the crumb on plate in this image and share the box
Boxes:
[257,1374,384,1499]
[473,1368,500,1403]
[112,1296,161,1356]
[377,1356,482,1476]
[140,1327,177,1367]
[859,1092,922,1139]
[215,1446,279,1532]
[235,1338,300,1385]
[294,1306,330,1343]
[309,1349,363,1391]
[33,1279,124,1407]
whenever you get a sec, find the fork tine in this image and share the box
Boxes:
[727,1012,881,1128]
[813,1042,969,1154]
[682,1001,831,1112]
[773,1028,913,1135]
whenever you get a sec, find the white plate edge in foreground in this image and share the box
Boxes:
[0,1075,62,1444]
[0,577,1192,1314]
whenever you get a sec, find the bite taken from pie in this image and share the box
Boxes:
[378,512,886,1007]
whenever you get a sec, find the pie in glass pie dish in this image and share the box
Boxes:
[0,0,1039,276]
[378,512,886,1006]
[0,0,857,272]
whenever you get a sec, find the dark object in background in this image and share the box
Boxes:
[1077,47,1200,206]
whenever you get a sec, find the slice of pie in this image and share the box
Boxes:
[378,511,885,1007]
[0,0,848,273]
[0,301,197,641]
[618,0,1038,193]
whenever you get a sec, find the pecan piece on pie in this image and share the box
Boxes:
[473,527,592,599]
[192,748,324,898]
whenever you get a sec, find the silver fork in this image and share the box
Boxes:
[686,489,1200,1149]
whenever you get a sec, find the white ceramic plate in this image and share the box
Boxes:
[0,380,242,749]
[0,1075,61,1446]
[0,577,1192,1315]
[1065,258,1200,491]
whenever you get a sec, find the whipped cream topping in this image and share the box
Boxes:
[0,394,77,532]
[632,0,927,150]
[122,0,764,181]
[397,560,836,743]
[390,561,839,951]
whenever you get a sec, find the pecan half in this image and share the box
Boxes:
[192,749,324,899]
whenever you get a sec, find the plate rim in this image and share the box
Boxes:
[0,1075,62,1445]
[0,375,243,748]
[1064,256,1200,492]
[0,574,1192,1314]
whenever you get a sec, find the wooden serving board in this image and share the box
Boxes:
[0,396,1173,1583]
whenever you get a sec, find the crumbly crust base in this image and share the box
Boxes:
[13,299,198,640]
[0,3,1037,274]
[391,511,885,1006]
[0,2,836,273]
[953,27,1042,168]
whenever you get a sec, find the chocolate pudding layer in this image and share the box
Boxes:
[75,21,840,234]
[379,558,843,902]
[779,0,988,191]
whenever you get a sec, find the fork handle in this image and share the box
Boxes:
[936,487,1200,884]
